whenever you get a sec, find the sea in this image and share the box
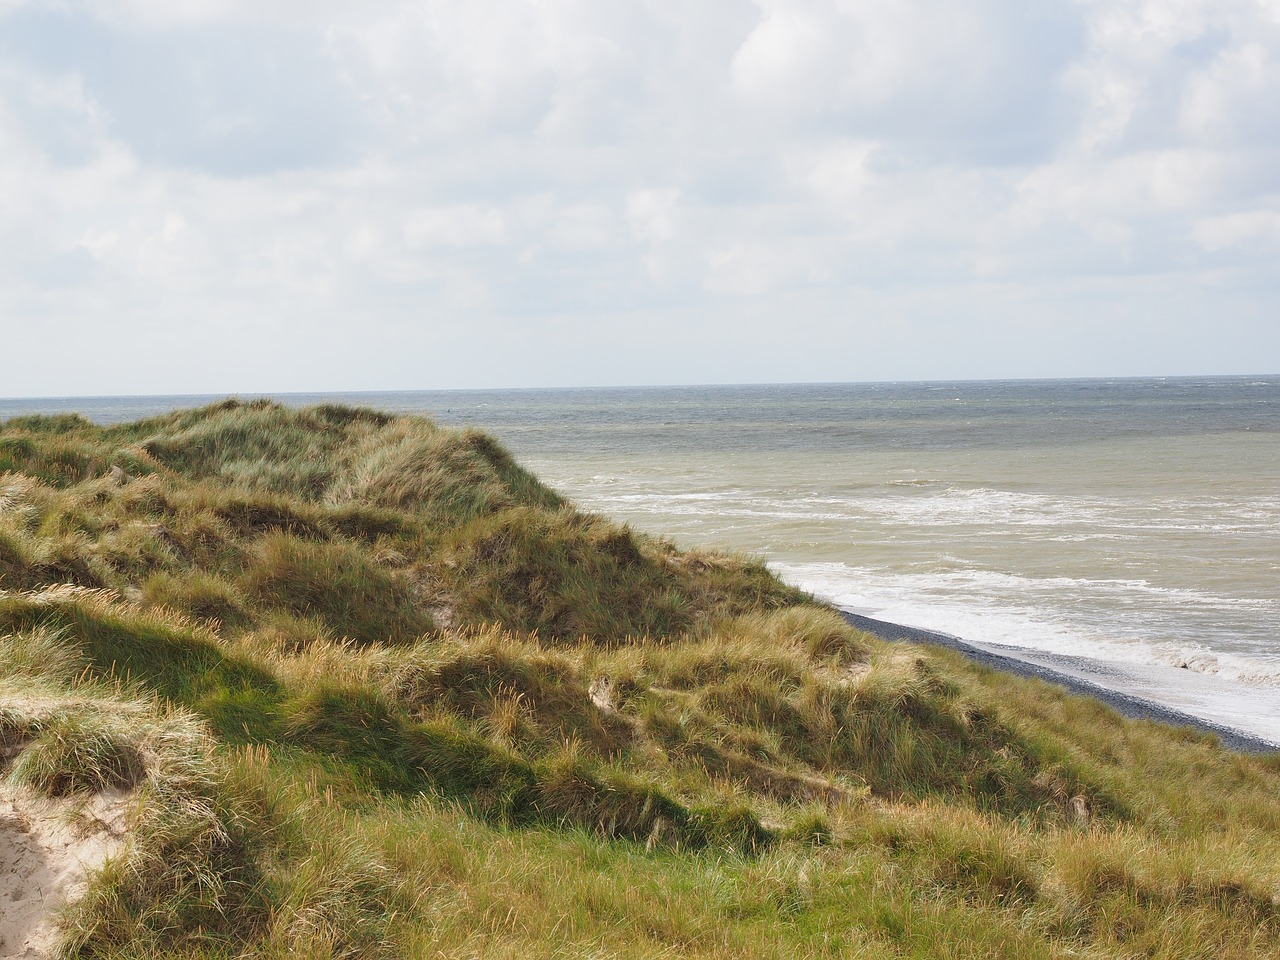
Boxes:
[3,377,1278,744]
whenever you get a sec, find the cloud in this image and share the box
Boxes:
[1193,209,1280,252]
[0,6,369,176]
[0,0,1276,394]
[729,0,1083,163]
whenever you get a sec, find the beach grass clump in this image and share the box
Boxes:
[434,506,804,642]
[243,533,432,645]
[0,525,107,591]
[0,429,101,487]
[330,422,564,523]
[132,399,348,496]
[0,586,287,745]
[142,569,251,628]
[1,400,1278,959]
[435,506,694,641]
[386,628,632,756]
[0,625,82,682]
[721,606,872,665]
[532,749,774,852]
[57,729,275,958]
[8,710,147,796]
[211,490,329,540]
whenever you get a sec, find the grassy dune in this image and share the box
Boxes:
[1,400,1278,959]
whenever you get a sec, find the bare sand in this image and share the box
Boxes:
[0,785,130,960]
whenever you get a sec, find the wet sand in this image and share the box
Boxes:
[840,610,1279,755]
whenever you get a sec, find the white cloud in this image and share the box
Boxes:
[1181,41,1280,143]
[403,206,509,250]
[786,140,877,212]
[0,0,1276,394]
[1193,210,1280,250]
[704,239,821,296]
[626,189,680,244]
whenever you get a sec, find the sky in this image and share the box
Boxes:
[1,0,1278,395]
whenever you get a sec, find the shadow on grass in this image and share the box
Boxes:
[0,597,285,744]
[286,684,774,854]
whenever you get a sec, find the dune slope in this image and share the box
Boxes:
[0,400,1278,959]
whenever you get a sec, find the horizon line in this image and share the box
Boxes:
[4,371,1278,404]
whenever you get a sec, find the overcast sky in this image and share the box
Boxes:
[1,0,1278,395]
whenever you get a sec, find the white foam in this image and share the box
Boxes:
[772,560,1280,687]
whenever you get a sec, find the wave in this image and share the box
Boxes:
[772,560,1280,687]
[569,482,1280,535]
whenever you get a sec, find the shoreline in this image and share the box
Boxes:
[839,610,1279,755]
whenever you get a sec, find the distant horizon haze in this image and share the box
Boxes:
[4,371,1280,405]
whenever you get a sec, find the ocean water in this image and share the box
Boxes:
[4,378,1278,740]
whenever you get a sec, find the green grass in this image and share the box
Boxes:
[243,533,432,644]
[1,399,1278,958]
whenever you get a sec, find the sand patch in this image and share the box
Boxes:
[588,676,616,714]
[0,783,131,960]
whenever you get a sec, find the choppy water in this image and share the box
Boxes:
[4,377,1278,737]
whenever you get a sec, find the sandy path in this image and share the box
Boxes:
[0,785,130,960]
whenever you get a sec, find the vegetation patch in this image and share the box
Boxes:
[243,534,432,644]
[0,400,1275,959]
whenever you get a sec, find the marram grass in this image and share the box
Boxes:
[0,400,1277,958]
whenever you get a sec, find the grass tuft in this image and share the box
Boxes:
[9,711,146,796]
[244,534,432,644]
